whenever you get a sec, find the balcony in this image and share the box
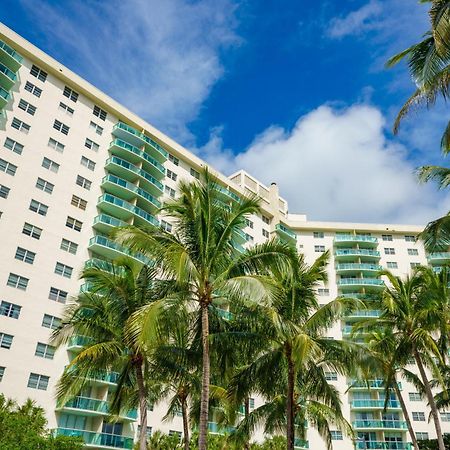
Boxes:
[101,174,161,211]
[112,122,168,162]
[108,139,165,179]
[208,421,235,434]
[0,62,16,90]
[275,223,297,243]
[93,214,128,234]
[337,278,384,290]
[335,263,382,275]
[0,86,9,109]
[355,441,411,449]
[88,235,151,265]
[353,420,408,431]
[345,310,381,320]
[54,428,134,449]
[0,39,23,72]
[294,439,309,449]
[349,379,401,390]
[427,252,450,264]
[67,335,91,352]
[351,399,401,410]
[105,156,164,196]
[213,183,241,203]
[335,249,381,261]
[334,235,378,247]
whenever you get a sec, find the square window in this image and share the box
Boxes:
[24,81,42,97]
[407,248,419,256]
[15,247,36,264]
[80,156,95,171]
[60,238,78,255]
[441,412,450,422]
[165,185,175,198]
[84,138,99,151]
[190,168,200,179]
[410,262,420,269]
[168,154,179,166]
[0,184,10,199]
[63,86,78,102]
[262,229,269,238]
[416,432,429,441]
[330,431,343,440]
[384,248,395,255]
[76,175,92,190]
[29,199,48,216]
[325,371,338,381]
[405,235,416,242]
[412,412,425,421]
[53,119,70,135]
[54,262,73,278]
[386,262,398,269]
[318,288,330,296]
[58,102,74,116]
[0,333,13,349]
[161,220,173,233]
[382,234,393,241]
[42,157,60,172]
[18,99,37,116]
[0,301,21,319]
[66,216,83,232]
[48,137,65,152]
[262,215,271,225]
[93,105,107,121]
[35,342,55,359]
[0,366,5,381]
[30,65,47,82]
[11,117,30,134]
[71,195,87,210]
[0,158,17,176]
[42,314,61,330]
[22,222,42,239]
[48,287,68,303]
[89,121,103,135]
[36,177,54,194]
[27,373,49,390]
[315,245,325,252]
[167,169,177,181]
[245,233,254,242]
[313,231,324,238]
[4,137,24,154]
[7,273,29,290]
[409,393,422,401]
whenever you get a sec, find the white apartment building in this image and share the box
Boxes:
[0,22,448,450]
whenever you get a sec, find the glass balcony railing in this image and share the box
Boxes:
[334,235,378,244]
[427,252,450,263]
[213,183,241,203]
[346,310,381,319]
[349,379,402,390]
[275,223,297,241]
[0,86,9,103]
[0,62,16,81]
[67,335,92,350]
[355,441,411,449]
[335,249,381,258]
[93,214,127,229]
[353,420,408,430]
[62,396,137,420]
[351,399,401,409]
[54,428,134,449]
[337,278,384,287]
[336,263,382,272]
[294,438,309,449]
[0,39,23,64]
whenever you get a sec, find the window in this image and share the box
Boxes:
[89,121,103,135]
[15,247,36,264]
[42,157,59,172]
[29,199,48,216]
[318,288,330,296]
[314,231,324,238]
[262,215,271,225]
[412,412,426,422]
[60,238,78,255]
[4,137,24,154]
[137,426,152,438]
[42,314,61,330]
[408,248,419,256]
[386,262,398,269]
[315,245,325,252]
[0,185,10,199]
[0,333,13,349]
[330,431,343,440]
[409,393,422,401]
[161,220,173,233]
[35,343,55,359]
[76,175,92,190]
[63,86,78,102]
[245,233,254,242]
[169,431,182,440]
[325,371,338,381]
[71,195,87,210]
[384,248,395,255]
[30,65,47,82]
[36,177,54,194]
[249,398,255,409]
[0,158,17,176]
[190,168,200,179]
[84,138,99,151]
[262,229,270,238]
[7,273,29,290]
[80,156,95,171]
[0,301,21,319]
[382,234,393,241]
[48,138,65,152]
[66,216,83,232]
[245,219,254,229]
[167,169,177,181]
[165,186,175,198]
[58,102,74,116]
[168,154,179,165]
[53,119,69,135]
[24,81,42,97]
[441,412,450,421]
[18,99,36,116]
[411,262,420,269]
[0,367,4,381]
[27,373,49,390]
[405,235,416,242]
[22,222,42,239]
[93,105,107,121]
[49,287,68,303]
[54,262,73,278]
[416,432,429,441]
[11,117,30,133]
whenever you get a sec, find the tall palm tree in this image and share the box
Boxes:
[361,270,446,450]
[113,168,293,450]
[387,0,450,152]
[53,258,168,450]
[227,250,356,450]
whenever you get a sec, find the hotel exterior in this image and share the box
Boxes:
[0,22,448,450]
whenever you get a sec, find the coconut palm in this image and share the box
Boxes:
[113,168,293,450]
[387,0,450,152]
[227,250,356,450]
[53,258,170,450]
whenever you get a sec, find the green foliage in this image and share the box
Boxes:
[418,434,450,449]
[0,394,83,450]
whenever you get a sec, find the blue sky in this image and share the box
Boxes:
[2,0,449,224]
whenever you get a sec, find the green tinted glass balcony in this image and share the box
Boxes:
[335,249,381,260]
[0,62,16,90]
[353,420,407,430]
[55,428,133,449]
[112,122,168,162]
[336,263,382,274]
[351,399,401,410]
[0,40,23,72]
[275,223,297,242]
[349,379,402,390]
[346,310,381,320]
[0,86,9,108]
[67,335,92,352]
[337,278,384,289]
[66,364,119,385]
[93,214,128,234]
[213,183,241,203]
[427,252,450,264]
[334,235,378,247]
[356,441,411,449]
[294,439,309,449]
[62,396,109,416]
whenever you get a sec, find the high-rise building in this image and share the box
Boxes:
[0,22,448,450]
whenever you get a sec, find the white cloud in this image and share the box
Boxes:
[204,104,450,224]
[19,0,240,142]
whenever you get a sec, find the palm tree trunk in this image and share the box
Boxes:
[244,397,250,450]
[181,396,190,450]
[414,349,445,450]
[393,377,419,450]
[198,303,210,450]
[135,362,148,450]
[286,345,295,450]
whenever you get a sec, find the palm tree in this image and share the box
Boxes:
[228,250,355,450]
[113,168,293,450]
[53,258,169,450]
[361,270,446,450]
[386,0,450,152]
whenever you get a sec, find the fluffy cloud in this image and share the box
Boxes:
[19,0,240,142]
[204,104,450,225]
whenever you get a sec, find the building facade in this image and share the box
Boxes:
[0,23,448,450]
